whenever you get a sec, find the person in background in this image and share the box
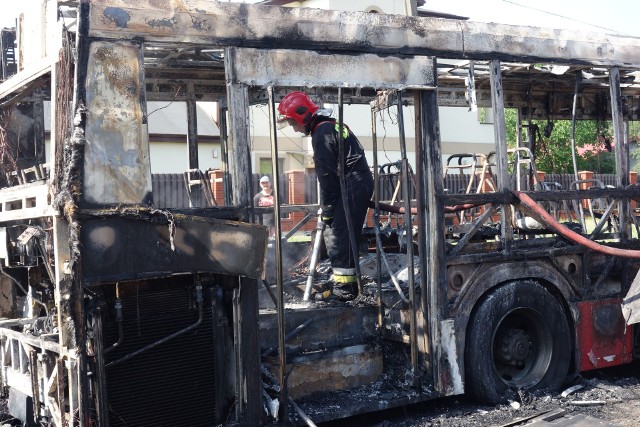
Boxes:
[254,175,275,239]
[276,91,373,300]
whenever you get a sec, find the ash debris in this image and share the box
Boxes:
[259,241,640,427]
[291,340,435,424]
[323,363,640,427]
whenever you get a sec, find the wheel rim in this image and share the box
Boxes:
[491,308,553,388]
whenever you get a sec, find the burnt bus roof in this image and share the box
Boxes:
[1,0,640,120]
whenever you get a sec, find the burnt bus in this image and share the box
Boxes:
[1,1,640,426]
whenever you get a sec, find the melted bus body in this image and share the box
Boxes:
[1,1,640,425]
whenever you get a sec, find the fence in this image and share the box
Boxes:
[152,171,636,209]
[152,172,293,209]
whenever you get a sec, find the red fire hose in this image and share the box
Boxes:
[514,191,640,259]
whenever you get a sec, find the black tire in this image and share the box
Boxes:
[465,280,571,404]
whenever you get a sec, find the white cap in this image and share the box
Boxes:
[260,176,270,183]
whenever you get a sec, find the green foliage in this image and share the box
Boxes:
[628,122,640,172]
[504,109,616,174]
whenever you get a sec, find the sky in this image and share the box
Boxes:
[425,0,640,37]
[1,0,638,37]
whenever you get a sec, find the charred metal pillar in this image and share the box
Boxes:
[186,82,199,170]
[371,108,384,327]
[224,49,261,424]
[570,73,582,182]
[61,5,93,423]
[515,109,523,148]
[610,67,629,241]
[33,90,45,164]
[93,306,109,427]
[415,72,446,387]
[404,0,418,16]
[53,216,74,425]
[235,277,262,425]
[267,86,288,421]
[489,59,513,246]
[217,102,233,206]
[224,48,253,211]
[396,92,418,379]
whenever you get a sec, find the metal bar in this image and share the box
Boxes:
[587,199,617,240]
[337,88,364,294]
[404,0,418,16]
[226,47,436,90]
[371,107,384,328]
[260,279,278,308]
[186,82,199,170]
[303,211,325,301]
[570,73,582,182]
[610,67,629,241]
[288,397,317,427]
[283,212,314,241]
[267,86,288,422]
[93,306,109,427]
[218,105,232,206]
[33,91,45,164]
[261,318,314,357]
[396,92,419,379]
[29,350,40,422]
[450,205,497,255]
[210,287,227,424]
[238,276,263,425]
[373,221,409,304]
[56,358,66,427]
[232,289,241,421]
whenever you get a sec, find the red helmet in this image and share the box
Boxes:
[277,92,318,127]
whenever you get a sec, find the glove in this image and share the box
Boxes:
[321,205,334,226]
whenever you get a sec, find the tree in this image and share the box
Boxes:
[627,122,640,173]
[504,109,615,174]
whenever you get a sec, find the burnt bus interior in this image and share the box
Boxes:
[1,0,640,426]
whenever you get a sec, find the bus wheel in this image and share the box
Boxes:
[464,280,571,404]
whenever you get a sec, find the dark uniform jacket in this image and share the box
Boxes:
[309,116,371,209]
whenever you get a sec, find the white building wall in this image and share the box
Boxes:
[146,101,221,173]
[147,101,219,137]
[149,142,222,173]
[281,0,411,14]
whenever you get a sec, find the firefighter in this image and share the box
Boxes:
[277,91,374,299]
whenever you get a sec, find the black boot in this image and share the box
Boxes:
[332,282,357,301]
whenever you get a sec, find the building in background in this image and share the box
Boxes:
[2,0,494,176]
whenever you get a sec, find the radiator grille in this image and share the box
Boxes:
[103,280,219,427]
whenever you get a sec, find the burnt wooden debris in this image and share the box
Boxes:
[1,1,640,426]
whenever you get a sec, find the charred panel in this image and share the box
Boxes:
[227,47,436,89]
[82,40,152,206]
[80,214,268,283]
[577,299,633,371]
